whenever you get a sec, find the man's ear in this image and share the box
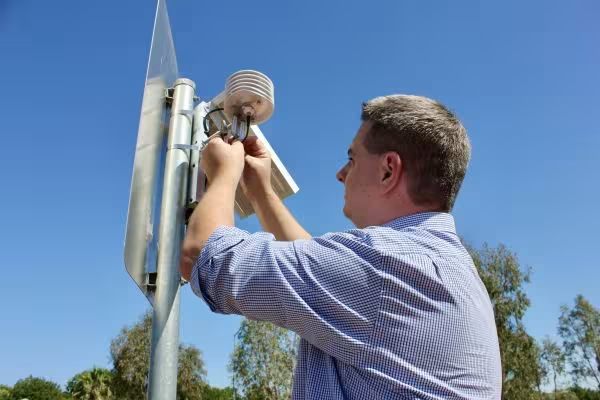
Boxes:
[380,152,402,192]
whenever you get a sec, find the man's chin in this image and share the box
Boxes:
[342,204,351,220]
[342,205,361,228]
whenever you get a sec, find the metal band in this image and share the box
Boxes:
[169,143,202,152]
[169,130,226,153]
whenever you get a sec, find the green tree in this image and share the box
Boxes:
[10,376,64,400]
[466,242,544,399]
[540,337,567,395]
[558,295,600,389]
[66,368,113,400]
[0,385,11,400]
[229,319,298,400]
[550,390,579,400]
[201,385,236,400]
[110,310,207,400]
[568,386,600,400]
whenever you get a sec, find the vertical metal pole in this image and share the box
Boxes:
[148,78,196,400]
[188,103,210,206]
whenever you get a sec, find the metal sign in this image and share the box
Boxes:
[124,0,178,304]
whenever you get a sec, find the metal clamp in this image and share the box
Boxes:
[168,130,225,153]
[169,143,202,152]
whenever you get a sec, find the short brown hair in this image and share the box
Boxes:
[361,95,471,211]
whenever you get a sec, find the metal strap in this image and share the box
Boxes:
[169,130,228,152]
[169,144,202,152]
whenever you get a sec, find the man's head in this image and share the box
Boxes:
[336,95,471,228]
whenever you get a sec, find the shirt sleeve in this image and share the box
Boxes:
[190,225,383,363]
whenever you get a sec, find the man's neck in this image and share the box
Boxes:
[360,204,442,229]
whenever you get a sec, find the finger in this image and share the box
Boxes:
[243,136,267,156]
[206,131,225,143]
[244,135,259,147]
[245,154,261,168]
[231,139,245,153]
[203,134,224,151]
[243,136,259,153]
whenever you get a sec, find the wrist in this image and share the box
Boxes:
[249,186,277,207]
[209,173,240,194]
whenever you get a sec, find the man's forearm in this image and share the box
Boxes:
[251,190,311,241]
[180,176,237,281]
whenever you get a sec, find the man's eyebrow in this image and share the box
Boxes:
[347,148,353,157]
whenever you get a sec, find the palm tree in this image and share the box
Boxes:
[66,368,113,400]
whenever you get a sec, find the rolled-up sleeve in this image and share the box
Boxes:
[190,225,383,362]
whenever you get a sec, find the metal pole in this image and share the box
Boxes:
[188,103,210,206]
[148,78,196,400]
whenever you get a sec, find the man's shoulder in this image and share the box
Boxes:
[307,213,465,258]
[362,217,467,260]
[311,225,430,260]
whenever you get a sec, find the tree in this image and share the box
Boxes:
[466,242,544,399]
[568,386,600,400]
[558,295,600,389]
[110,310,207,400]
[229,319,298,400]
[177,346,207,400]
[9,376,64,400]
[540,337,566,395]
[0,385,11,400]
[201,386,237,400]
[66,368,113,400]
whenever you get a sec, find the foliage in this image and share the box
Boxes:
[177,346,207,400]
[0,385,11,400]
[201,386,237,400]
[504,328,545,399]
[229,319,298,400]
[66,368,113,400]
[109,310,207,400]
[539,390,579,400]
[466,242,544,399]
[558,295,600,389]
[541,337,567,394]
[567,386,600,400]
[9,376,64,400]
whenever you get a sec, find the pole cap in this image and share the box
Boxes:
[174,78,196,90]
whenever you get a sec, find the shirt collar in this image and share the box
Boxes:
[380,212,456,233]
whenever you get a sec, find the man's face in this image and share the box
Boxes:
[336,122,382,228]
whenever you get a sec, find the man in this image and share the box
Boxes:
[180,95,502,399]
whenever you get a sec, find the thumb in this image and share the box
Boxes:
[244,136,269,157]
[245,154,260,167]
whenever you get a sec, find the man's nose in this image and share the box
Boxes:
[336,165,347,184]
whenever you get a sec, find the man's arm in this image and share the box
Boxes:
[191,226,382,364]
[179,137,244,282]
[241,136,310,241]
[250,189,311,241]
[180,176,237,282]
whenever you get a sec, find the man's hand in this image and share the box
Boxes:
[201,136,245,187]
[241,136,273,202]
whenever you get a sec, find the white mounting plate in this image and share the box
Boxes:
[208,91,299,218]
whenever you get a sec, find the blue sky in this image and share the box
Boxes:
[1,0,598,390]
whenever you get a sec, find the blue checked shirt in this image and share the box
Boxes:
[191,212,502,399]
